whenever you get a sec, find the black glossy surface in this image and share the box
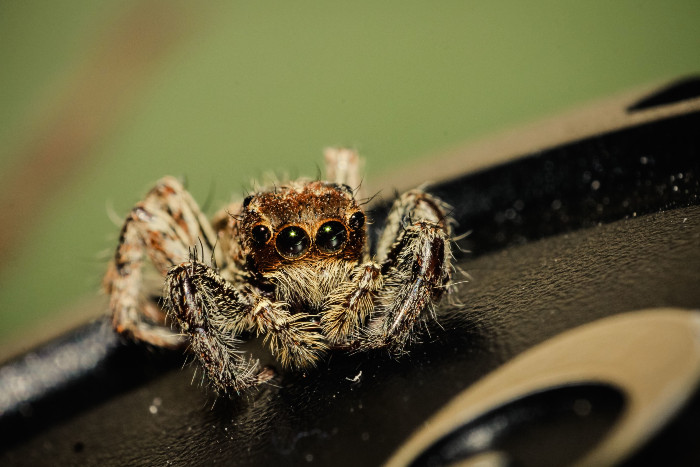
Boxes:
[0,320,181,449]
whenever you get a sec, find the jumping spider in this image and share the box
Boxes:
[103,148,453,395]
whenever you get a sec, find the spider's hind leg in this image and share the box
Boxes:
[364,189,453,352]
[324,147,364,198]
[104,176,221,348]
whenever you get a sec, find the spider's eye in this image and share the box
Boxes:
[251,225,271,244]
[276,226,310,259]
[348,211,365,230]
[315,221,347,254]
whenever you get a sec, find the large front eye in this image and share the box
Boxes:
[275,226,310,259]
[315,221,347,254]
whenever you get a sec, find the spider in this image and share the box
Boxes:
[103,148,453,395]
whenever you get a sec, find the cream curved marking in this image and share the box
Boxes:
[385,309,700,466]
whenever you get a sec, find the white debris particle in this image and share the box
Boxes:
[149,397,162,414]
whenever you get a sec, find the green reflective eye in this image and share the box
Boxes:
[315,221,347,254]
[275,226,310,259]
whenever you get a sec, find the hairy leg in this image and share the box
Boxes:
[363,189,453,352]
[374,188,451,264]
[324,147,364,198]
[320,262,383,346]
[166,261,272,394]
[167,259,327,392]
[210,201,248,284]
[245,291,328,370]
[104,176,221,347]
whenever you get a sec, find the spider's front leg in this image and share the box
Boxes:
[165,261,272,394]
[366,189,453,352]
[321,262,383,346]
[166,260,328,393]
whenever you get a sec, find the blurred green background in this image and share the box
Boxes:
[1,1,699,357]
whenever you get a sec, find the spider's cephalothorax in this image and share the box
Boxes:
[239,180,366,311]
[103,148,454,395]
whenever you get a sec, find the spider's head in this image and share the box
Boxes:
[239,180,366,274]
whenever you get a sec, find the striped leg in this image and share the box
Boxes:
[104,176,220,347]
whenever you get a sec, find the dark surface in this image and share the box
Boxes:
[1,100,700,465]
